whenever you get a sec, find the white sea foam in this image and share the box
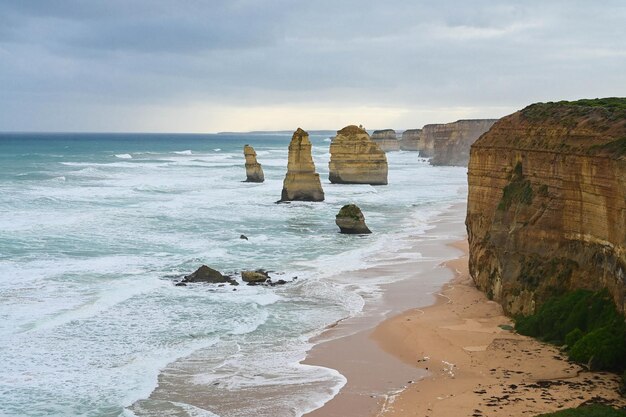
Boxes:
[116,153,133,159]
[174,150,193,155]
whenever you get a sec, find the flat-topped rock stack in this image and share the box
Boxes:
[328,125,388,185]
[371,129,400,152]
[279,128,325,202]
[243,145,264,182]
[399,129,422,151]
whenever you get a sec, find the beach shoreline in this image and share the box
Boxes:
[305,212,626,417]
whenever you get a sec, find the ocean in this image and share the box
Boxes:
[0,132,467,417]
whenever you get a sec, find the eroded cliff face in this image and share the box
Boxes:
[371,129,400,152]
[243,145,264,183]
[329,125,388,185]
[399,129,422,151]
[466,100,626,315]
[280,128,325,202]
[427,119,497,165]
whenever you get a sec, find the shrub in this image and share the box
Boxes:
[536,404,626,417]
[516,289,626,371]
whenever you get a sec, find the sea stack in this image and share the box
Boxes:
[328,125,388,185]
[279,128,325,202]
[371,129,400,152]
[243,145,264,182]
[399,129,422,151]
[335,204,371,234]
[466,98,626,316]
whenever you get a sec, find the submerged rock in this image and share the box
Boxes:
[280,128,325,202]
[181,265,236,285]
[243,145,265,182]
[335,204,372,234]
[329,125,388,185]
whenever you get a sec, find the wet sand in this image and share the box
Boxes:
[307,231,626,417]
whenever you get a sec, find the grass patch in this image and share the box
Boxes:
[590,137,626,157]
[536,404,626,417]
[498,162,534,211]
[515,289,626,371]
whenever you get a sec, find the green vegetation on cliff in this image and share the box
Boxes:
[498,162,533,210]
[536,405,626,417]
[521,97,626,126]
[516,289,626,371]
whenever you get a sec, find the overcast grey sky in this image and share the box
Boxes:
[1,1,624,132]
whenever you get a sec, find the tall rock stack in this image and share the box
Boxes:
[243,145,264,183]
[430,119,497,166]
[328,125,388,185]
[399,129,422,151]
[466,99,626,316]
[279,128,325,202]
[371,129,400,152]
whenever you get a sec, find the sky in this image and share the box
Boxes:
[1,0,625,133]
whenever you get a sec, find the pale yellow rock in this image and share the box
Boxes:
[371,129,400,152]
[243,145,264,182]
[280,128,325,202]
[328,125,388,185]
[399,129,422,151]
[421,119,497,164]
[466,101,626,315]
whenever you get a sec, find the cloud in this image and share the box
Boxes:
[0,0,625,131]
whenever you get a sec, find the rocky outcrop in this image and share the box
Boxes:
[335,204,371,234]
[399,129,422,151]
[280,128,325,202]
[423,119,498,165]
[371,129,400,152]
[466,99,626,316]
[181,265,236,285]
[329,125,388,185]
[243,145,264,182]
[241,270,269,284]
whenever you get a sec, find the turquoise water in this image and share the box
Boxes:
[0,133,467,417]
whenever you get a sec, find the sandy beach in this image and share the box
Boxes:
[306,218,626,417]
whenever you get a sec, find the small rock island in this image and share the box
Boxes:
[335,204,371,234]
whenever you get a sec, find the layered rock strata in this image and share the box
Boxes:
[280,128,325,202]
[371,129,400,152]
[328,125,388,185]
[243,145,264,182]
[335,204,371,234]
[399,129,422,151]
[420,119,497,164]
[466,99,626,316]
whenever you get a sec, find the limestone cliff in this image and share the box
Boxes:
[280,128,325,202]
[399,129,422,151]
[329,125,388,185]
[424,119,498,165]
[466,98,626,316]
[243,145,264,183]
[371,129,400,152]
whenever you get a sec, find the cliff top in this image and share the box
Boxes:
[475,98,626,159]
[372,129,396,134]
